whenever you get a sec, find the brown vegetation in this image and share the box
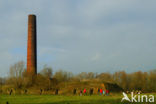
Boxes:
[0,61,156,94]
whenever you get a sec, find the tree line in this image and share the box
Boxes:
[0,61,156,93]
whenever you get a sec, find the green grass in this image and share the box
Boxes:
[0,94,155,104]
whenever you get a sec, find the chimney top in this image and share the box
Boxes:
[28,14,36,17]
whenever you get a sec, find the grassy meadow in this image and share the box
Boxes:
[0,94,155,104]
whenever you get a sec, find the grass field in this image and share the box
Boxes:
[0,94,155,104]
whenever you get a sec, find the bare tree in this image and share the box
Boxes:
[9,61,25,78]
[8,61,25,88]
[40,65,53,78]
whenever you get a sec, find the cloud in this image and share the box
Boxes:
[0,0,156,76]
[91,53,101,61]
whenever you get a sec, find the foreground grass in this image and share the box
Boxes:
[0,94,155,104]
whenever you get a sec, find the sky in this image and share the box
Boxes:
[0,0,156,77]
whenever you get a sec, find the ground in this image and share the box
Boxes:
[0,94,155,104]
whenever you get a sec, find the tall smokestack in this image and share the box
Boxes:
[27,14,37,75]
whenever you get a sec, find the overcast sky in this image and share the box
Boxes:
[0,0,156,77]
